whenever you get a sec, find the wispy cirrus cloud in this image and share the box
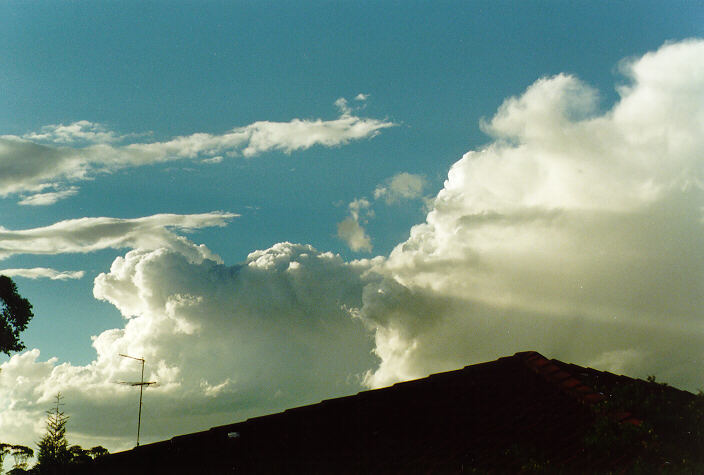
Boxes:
[1,98,395,205]
[0,267,85,280]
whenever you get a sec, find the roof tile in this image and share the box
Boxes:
[86,351,696,474]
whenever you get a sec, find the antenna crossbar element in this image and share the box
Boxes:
[119,354,157,447]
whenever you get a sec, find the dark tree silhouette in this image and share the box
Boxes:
[0,276,34,355]
[9,445,33,472]
[0,443,34,474]
[30,393,110,474]
[86,446,109,461]
[36,394,69,474]
[0,442,11,472]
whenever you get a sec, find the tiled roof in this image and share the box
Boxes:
[84,351,701,474]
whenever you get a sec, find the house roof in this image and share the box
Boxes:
[84,351,701,474]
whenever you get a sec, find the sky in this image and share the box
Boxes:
[1,0,704,455]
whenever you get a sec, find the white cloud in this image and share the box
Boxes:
[373,172,426,204]
[348,197,372,221]
[337,217,373,252]
[334,97,352,115]
[0,268,85,280]
[18,187,79,206]
[335,93,370,116]
[338,172,426,252]
[200,378,234,398]
[587,349,645,376]
[23,121,124,145]
[237,113,392,157]
[0,212,237,261]
[0,100,395,203]
[202,155,223,164]
[0,243,377,450]
[3,40,704,457]
[337,198,373,252]
[357,39,704,390]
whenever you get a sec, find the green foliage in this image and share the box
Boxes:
[9,445,33,472]
[86,446,108,460]
[2,396,109,474]
[582,411,654,468]
[0,444,8,469]
[36,394,70,474]
[586,377,704,472]
[0,275,34,355]
[64,445,108,466]
[500,377,704,473]
[0,443,10,474]
[502,444,554,473]
[32,394,109,473]
[0,444,34,475]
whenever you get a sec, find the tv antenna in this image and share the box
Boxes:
[118,354,157,447]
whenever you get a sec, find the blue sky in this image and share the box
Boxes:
[2,0,697,364]
[1,0,704,452]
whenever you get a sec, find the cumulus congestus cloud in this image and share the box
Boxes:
[1,242,378,449]
[359,39,704,388]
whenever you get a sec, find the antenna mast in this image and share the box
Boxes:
[119,354,157,446]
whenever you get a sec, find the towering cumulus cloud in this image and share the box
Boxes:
[1,242,377,449]
[359,39,704,388]
[1,40,703,451]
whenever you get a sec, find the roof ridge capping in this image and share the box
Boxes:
[513,351,606,405]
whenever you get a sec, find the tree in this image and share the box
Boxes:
[86,446,108,460]
[9,445,32,472]
[0,444,33,475]
[0,443,11,474]
[32,394,109,474]
[65,447,89,466]
[0,276,34,355]
[36,394,69,474]
[63,445,108,466]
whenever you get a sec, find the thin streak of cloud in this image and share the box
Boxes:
[23,120,124,145]
[0,212,238,261]
[0,267,85,280]
[18,187,79,206]
[0,99,395,204]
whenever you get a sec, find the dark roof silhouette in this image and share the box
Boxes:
[84,351,702,474]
